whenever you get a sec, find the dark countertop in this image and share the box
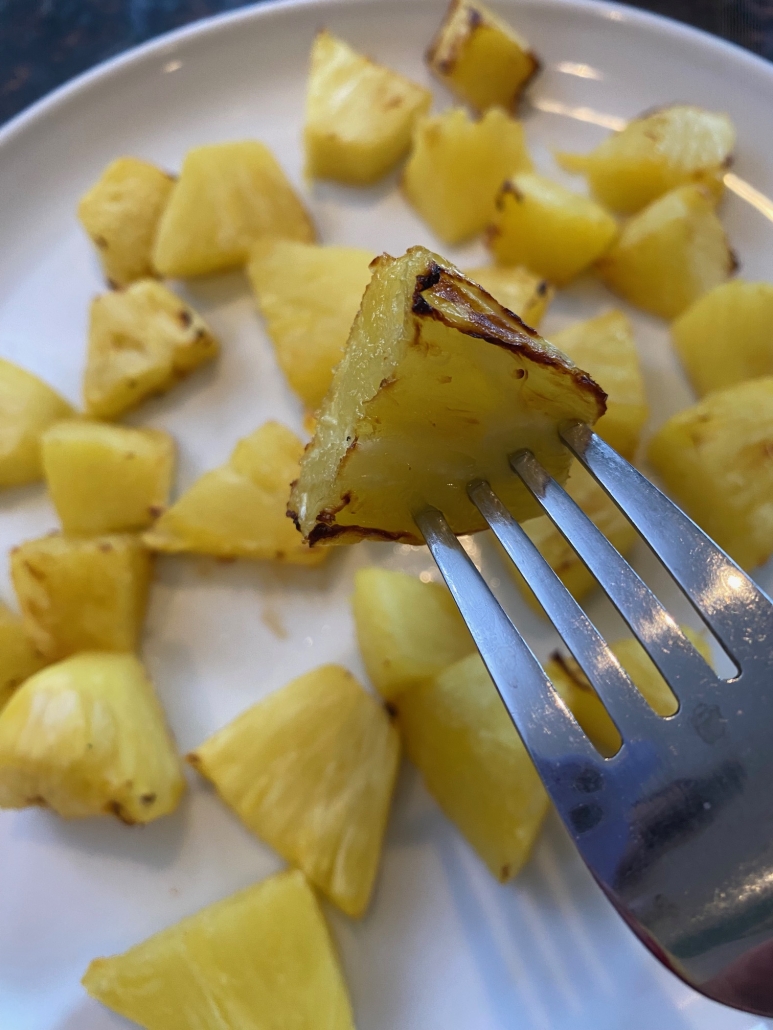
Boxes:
[1,0,772,126]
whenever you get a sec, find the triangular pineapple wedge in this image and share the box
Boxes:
[83,869,355,1030]
[0,652,185,823]
[0,358,74,488]
[188,665,400,917]
[289,246,606,545]
[0,604,46,711]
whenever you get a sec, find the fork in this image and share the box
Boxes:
[414,422,773,1017]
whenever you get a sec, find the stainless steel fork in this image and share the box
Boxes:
[414,422,773,1017]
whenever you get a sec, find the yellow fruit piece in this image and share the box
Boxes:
[144,421,323,564]
[153,141,315,277]
[648,377,773,570]
[189,665,399,918]
[289,246,605,546]
[397,652,548,880]
[77,157,175,287]
[248,240,374,410]
[672,280,773,397]
[305,30,431,185]
[0,359,74,488]
[0,604,46,712]
[83,869,354,1030]
[597,184,735,319]
[465,264,553,327]
[42,420,175,535]
[551,310,648,459]
[489,172,618,285]
[556,105,734,214]
[402,107,532,244]
[0,652,184,822]
[11,533,151,660]
[352,568,474,700]
[84,279,220,420]
[426,0,540,112]
[547,627,712,757]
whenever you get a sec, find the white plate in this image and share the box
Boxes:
[1,1,773,1027]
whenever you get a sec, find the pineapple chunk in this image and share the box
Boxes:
[648,377,773,569]
[77,157,174,287]
[352,568,474,700]
[465,264,553,327]
[153,142,315,277]
[42,420,175,535]
[305,30,431,185]
[597,184,735,319]
[397,652,548,880]
[551,311,648,459]
[488,172,618,284]
[189,665,399,917]
[0,652,184,822]
[0,359,74,488]
[144,422,322,564]
[556,105,735,215]
[426,0,540,112]
[248,240,374,409]
[672,280,773,396]
[0,604,46,712]
[11,533,151,660]
[402,107,532,244]
[84,280,220,420]
[289,247,606,546]
[83,869,354,1030]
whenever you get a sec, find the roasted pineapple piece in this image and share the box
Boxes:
[77,157,175,287]
[144,421,322,564]
[398,652,548,880]
[0,652,184,822]
[248,240,374,409]
[597,184,734,319]
[11,533,151,660]
[426,0,540,112]
[556,105,734,215]
[305,30,431,185]
[153,142,315,277]
[289,247,605,545]
[465,265,553,327]
[0,605,46,712]
[353,568,474,700]
[488,172,618,284]
[0,359,74,488]
[551,311,648,459]
[672,280,773,396]
[84,279,219,420]
[648,377,773,569]
[189,665,399,917]
[402,107,532,244]
[42,420,175,535]
[83,869,355,1030]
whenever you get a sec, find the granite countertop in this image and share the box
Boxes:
[1,0,772,125]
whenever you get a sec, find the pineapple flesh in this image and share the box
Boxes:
[11,533,152,660]
[0,604,46,712]
[289,246,606,546]
[42,420,175,535]
[305,30,431,185]
[153,141,315,277]
[397,651,549,880]
[0,358,74,488]
[465,264,553,327]
[426,0,540,112]
[189,665,400,918]
[352,567,474,700]
[77,157,175,287]
[84,279,220,420]
[402,107,532,244]
[144,421,323,565]
[0,652,184,822]
[248,240,375,410]
[647,376,773,570]
[83,869,355,1030]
